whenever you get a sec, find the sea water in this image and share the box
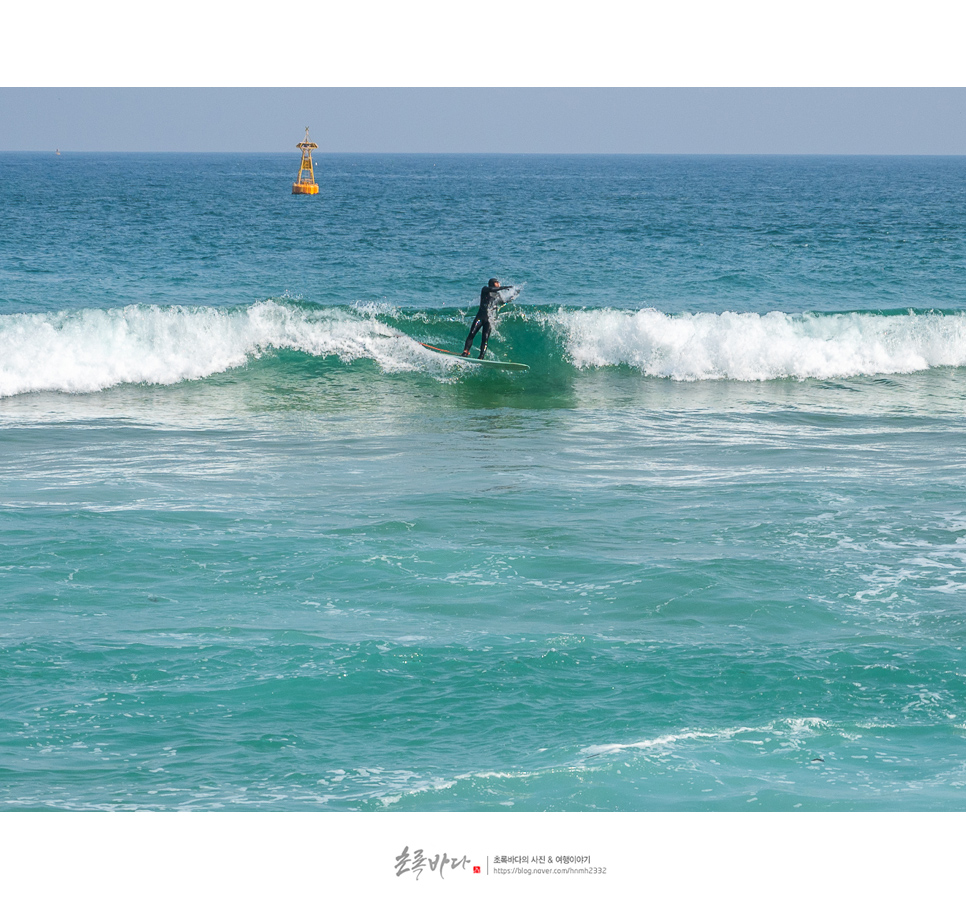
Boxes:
[2,153,966,810]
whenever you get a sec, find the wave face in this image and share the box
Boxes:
[4,301,966,397]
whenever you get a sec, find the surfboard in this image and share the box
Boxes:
[419,342,529,371]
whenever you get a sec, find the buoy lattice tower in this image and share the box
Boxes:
[292,127,319,195]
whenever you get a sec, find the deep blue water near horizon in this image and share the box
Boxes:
[3,152,966,810]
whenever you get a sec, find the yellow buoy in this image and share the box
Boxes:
[292,127,319,195]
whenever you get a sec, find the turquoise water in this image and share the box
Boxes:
[3,153,966,810]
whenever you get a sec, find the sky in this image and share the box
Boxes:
[4,88,966,155]
[2,2,966,153]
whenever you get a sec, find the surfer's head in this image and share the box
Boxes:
[488,278,500,289]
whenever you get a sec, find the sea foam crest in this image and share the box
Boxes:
[0,301,415,397]
[552,308,966,380]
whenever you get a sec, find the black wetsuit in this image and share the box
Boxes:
[463,284,507,358]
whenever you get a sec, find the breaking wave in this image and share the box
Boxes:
[3,300,966,397]
[0,301,427,398]
[550,307,966,381]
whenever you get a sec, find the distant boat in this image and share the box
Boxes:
[55,149,61,156]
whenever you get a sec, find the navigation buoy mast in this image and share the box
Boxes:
[292,127,319,195]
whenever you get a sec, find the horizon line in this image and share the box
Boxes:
[7,150,966,157]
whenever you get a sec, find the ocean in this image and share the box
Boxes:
[3,151,966,811]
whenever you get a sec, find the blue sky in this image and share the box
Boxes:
[3,88,966,154]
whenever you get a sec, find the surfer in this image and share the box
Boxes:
[462,278,514,359]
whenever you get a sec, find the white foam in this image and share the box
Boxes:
[549,307,966,381]
[582,718,830,758]
[581,729,737,756]
[0,301,427,397]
